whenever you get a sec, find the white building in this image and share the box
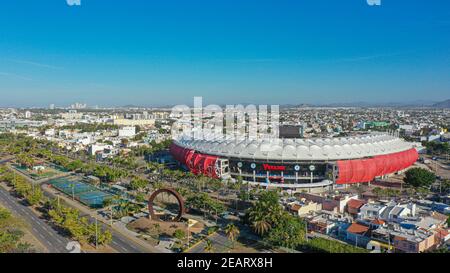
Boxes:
[359,202,416,223]
[358,203,387,219]
[113,119,155,126]
[44,128,56,136]
[61,110,83,120]
[76,136,92,146]
[118,126,136,137]
[88,144,114,156]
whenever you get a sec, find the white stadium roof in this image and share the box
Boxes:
[173,133,416,161]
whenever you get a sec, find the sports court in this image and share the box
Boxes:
[48,176,112,208]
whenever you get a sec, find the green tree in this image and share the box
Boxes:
[16,153,36,169]
[0,207,33,253]
[129,177,149,191]
[224,223,240,249]
[204,239,213,253]
[98,229,113,246]
[423,141,450,155]
[66,160,84,171]
[246,190,283,235]
[264,212,306,249]
[135,193,146,203]
[249,209,271,236]
[25,187,43,206]
[440,179,450,193]
[304,237,368,253]
[173,229,186,241]
[403,168,436,188]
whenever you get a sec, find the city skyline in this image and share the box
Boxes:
[1,1,450,107]
[1,0,450,259]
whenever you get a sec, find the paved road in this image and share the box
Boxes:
[188,232,231,253]
[2,158,155,253]
[0,185,148,253]
[0,187,71,253]
[0,157,13,164]
[41,189,150,253]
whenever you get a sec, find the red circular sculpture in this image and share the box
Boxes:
[148,188,185,221]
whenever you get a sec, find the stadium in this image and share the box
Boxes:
[170,133,419,192]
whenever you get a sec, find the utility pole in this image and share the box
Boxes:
[247,179,250,202]
[215,208,218,225]
[110,205,113,226]
[387,232,391,253]
[95,217,98,249]
[435,160,442,194]
[305,222,308,242]
[187,222,190,248]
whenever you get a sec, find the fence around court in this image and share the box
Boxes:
[48,176,112,208]
[11,163,58,180]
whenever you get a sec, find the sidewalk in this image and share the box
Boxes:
[114,221,171,253]
[42,184,168,253]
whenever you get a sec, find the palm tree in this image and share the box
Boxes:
[224,224,240,249]
[248,204,272,236]
[204,239,213,253]
[103,195,121,225]
[152,181,164,191]
[252,219,270,236]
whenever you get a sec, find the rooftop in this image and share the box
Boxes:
[347,199,366,209]
[174,132,416,161]
[347,223,370,234]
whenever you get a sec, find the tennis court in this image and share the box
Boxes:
[78,191,112,208]
[48,176,112,208]
[12,164,58,180]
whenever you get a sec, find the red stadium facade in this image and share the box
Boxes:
[170,134,419,190]
[335,148,418,184]
[170,143,220,178]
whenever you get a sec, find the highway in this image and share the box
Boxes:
[1,157,154,253]
[0,185,150,253]
[0,186,71,253]
[40,187,150,253]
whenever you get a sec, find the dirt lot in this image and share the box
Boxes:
[128,217,204,239]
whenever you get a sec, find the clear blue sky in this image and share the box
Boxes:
[0,0,449,107]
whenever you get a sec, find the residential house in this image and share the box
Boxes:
[346,199,365,216]
[346,223,371,247]
[288,200,322,217]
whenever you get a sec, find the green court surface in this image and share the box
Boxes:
[48,176,112,208]
[11,164,58,180]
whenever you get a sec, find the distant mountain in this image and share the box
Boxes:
[280,104,314,109]
[114,100,448,109]
[319,101,375,107]
[120,104,145,108]
[432,99,450,108]
[288,100,439,108]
